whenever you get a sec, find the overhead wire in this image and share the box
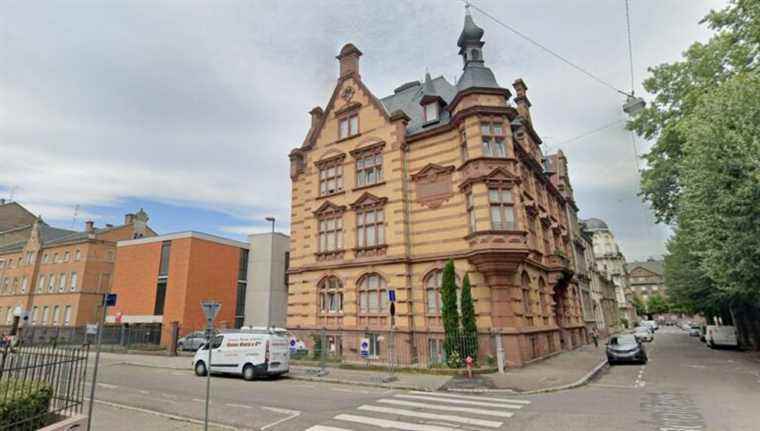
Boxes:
[462,0,632,97]
[552,119,626,147]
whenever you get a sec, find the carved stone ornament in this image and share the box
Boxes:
[341,86,355,102]
[411,163,456,209]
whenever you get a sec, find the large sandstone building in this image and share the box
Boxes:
[287,10,586,367]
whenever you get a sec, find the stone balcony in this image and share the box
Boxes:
[465,230,530,274]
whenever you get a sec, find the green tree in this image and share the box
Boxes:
[440,260,461,366]
[459,274,478,361]
[630,0,760,224]
[631,294,647,317]
[646,293,669,315]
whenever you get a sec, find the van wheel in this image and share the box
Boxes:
[195,361,207,377]
[708,341,715,349]
[242,364,256,381]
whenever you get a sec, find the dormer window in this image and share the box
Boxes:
[338,113,359,139]
[424,102,439,122]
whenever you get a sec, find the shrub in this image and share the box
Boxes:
[0,379,53,430]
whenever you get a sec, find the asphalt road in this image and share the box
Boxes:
[90,327,760,430]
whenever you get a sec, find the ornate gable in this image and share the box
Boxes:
[350,192,388,211]
[313,201,346,218]
[459,167,521,190]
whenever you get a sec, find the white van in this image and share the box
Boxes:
[192,328,289,380]
[705,325,738,348]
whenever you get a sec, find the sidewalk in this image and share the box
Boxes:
[94,344,607,394]
[444,342,608,393]
[94,351,451,391]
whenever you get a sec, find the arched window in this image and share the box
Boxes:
[538,278,547,315]
[425,270,460,314]
[358,274,387,313]
[521,272,533,319]
[319,276,343,313]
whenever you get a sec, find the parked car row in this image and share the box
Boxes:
[679,321,738,348]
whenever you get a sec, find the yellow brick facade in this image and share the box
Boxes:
[288,18,586,367]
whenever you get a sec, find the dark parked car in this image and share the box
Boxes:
[177,331,207,351]
[607,334,648,365]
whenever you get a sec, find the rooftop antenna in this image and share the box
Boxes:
[71,204,80,229]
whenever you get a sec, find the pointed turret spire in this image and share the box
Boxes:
[455,5,503,92]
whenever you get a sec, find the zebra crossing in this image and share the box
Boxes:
[305,390,532,431]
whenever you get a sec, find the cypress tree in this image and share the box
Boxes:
[460,273,478,360]
[440,259,460,365]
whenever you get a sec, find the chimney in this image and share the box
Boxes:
[124,213,135,225]
[309,107,324,129]
[336,43,362,79]
[512,79,532,123]
[84,220,95,233]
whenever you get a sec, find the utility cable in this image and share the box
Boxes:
[553,119,627,147]
[462,0,632,97]
[625,0,636,94]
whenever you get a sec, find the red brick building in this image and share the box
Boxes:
[0,201,155,328]
[108,232,249,345]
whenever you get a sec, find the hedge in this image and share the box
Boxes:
[0,379,53,430]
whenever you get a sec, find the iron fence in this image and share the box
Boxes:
[288,329,496,370]
[0,324,162,351]
[0,344,89,430]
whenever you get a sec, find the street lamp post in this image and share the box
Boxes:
[265,217,275,233]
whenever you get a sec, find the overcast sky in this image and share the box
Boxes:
[0,0,726,261]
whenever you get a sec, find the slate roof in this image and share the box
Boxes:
[626,260,664,276]
[379,75,457,136]
[581,218,609,231]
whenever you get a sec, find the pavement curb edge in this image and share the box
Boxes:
[444,358,609,395]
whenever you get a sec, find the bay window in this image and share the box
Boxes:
[481,122,507,157]
[489,188,515,230]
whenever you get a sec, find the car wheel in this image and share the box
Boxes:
[177,342,184,352]
[708,340,715,349]
[242,364,256,381]
[195,361,207,377]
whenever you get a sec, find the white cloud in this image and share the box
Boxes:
[0,0,727,259]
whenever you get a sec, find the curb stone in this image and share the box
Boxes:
[286,374,440,392]
[445,358,609,395]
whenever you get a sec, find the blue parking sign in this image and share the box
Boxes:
[360,338,370,358]
[104,293,117,307]
[388,290,396,302]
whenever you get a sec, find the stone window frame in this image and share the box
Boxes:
[466,191,476,233]
[350,142,385,190]
[459,127,469,162]
[338,111,359,140]
[521,272,534,326]
[488,187,516,231]
[313,202,347,260]
[318,276,344,314]
[480,120,507,158]
[315,154,346,197]
[424,269,461,316]
[357,273,388,315]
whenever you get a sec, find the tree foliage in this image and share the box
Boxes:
[631,0,760,348]
[630,0,760,224]
[631,294,647,317]
[646,293,670,315]
[459,274,478,360]
[440,260,461,363]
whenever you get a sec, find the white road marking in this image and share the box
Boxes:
[394,394,524,409]
[92,399,238,430]
[409,390,532,405]
[97,383,118,389]
[191,398,207,403]
[358,405,503,428]
[377,399,515,418]
[139,390,150,395]
[260,406,301,430]
[305,426,353,431]
[226,403,252,409]
[161,393,179,400]
[330,387,371,394]
[335,414,458,431]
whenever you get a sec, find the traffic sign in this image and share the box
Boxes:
[388,290,396,302]
[201,301,221,322]
[105,293,117,307]
[359,337,370,358]
[86,324,98,335]
[289,337,297,353]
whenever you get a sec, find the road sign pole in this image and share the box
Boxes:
[204,320,212,431]
[200,300,220,431]
[86,293,113,431]
[318,327,327,377]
